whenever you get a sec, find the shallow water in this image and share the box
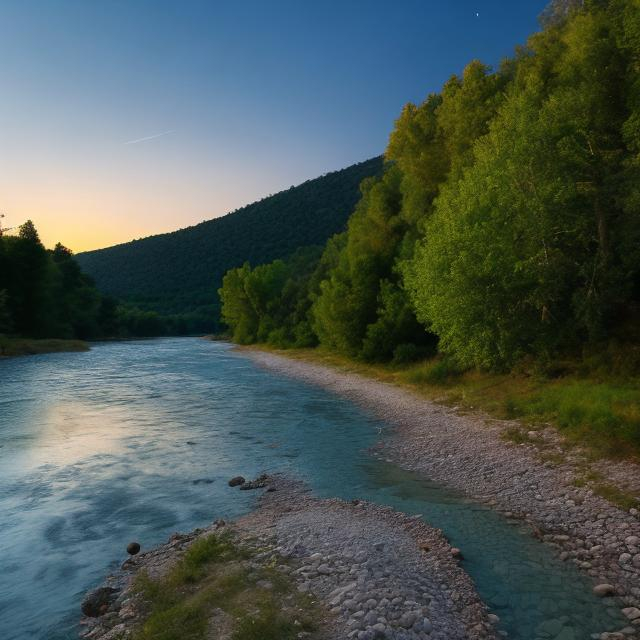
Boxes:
[0,338,625,639]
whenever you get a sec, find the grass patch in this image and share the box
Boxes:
[132,532,320,640]
[403,356,466,386]
[505,381,640,459]
[573,469,639,510]
[0,335,89,357]
[593,483,639,511]
[232,600,311,640]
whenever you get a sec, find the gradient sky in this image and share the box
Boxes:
[0,0,547,252]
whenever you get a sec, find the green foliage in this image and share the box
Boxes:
[169,533,244,585]
[220,0,640,375]
[77,158,383,331]
[407,4,639,369]
[0,221,174,341]
[1,222,102,339]
[0,289,11,333]
[219,246,323,347]
[403,357,466,386]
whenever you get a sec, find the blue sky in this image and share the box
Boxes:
[0,0,547,251]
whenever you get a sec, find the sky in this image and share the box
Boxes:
[0,0,548,252]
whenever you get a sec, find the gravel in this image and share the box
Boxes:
[246,350,640,635]
[79,477,496,639]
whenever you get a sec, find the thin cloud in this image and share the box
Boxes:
[125,130,175,145]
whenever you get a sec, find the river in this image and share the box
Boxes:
[0,338,625,639]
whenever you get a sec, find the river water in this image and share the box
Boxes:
[0,338,626,639]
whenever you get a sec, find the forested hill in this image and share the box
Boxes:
[76,156,383,330]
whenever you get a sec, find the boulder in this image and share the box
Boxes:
[228,476,246,487]
[126,541,140,555]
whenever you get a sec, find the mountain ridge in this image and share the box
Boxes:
[76,156,383,330]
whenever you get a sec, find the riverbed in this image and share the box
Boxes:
[0,338,627,639]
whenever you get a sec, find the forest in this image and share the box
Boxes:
[220,0,640,375]
[0,220,179,345]
[77,157,383,333]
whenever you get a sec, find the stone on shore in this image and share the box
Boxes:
[593,584,616,597]
[228,476,245,487]
[81,586,118,617]
[239,473,269,490]
[622,606,640,620]
[126,542,140,555]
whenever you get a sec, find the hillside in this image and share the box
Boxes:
[77,156,383,330]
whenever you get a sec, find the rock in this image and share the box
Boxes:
[593,584,616,597]
[364,610,378,626]
[450,547,463,559]
[239,473,269,490]
[228,476,245,487]
[622,607,640,621]
[81,587,118,617]
[399,611,417,628]
[126,542,140,555]
[421,617,433,633]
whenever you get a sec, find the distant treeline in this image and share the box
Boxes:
[76,157,383,332]
[220,0,640,372]
[0,221,191,340]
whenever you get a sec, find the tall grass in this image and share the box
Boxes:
[504,381,640,458]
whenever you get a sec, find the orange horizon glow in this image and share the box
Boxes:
[0,159,319,253]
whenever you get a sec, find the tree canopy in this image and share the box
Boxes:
[220,0,640,372]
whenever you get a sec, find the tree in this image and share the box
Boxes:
[0,289,11,333]
[407,5,635,368]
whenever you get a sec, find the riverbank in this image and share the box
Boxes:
[245,348,640,637]
[0,335,89,357]
[80,476,494,640]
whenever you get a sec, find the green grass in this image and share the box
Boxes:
[0,335,89,357]
[504,381,640,458]
[232,602,302,640]
[132,532,319,640]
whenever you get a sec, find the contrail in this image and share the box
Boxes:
[125,130,175,145]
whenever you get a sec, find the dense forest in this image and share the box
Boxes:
[0,221,179,341]
[77,157,383,333]
[220,0,640,373]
